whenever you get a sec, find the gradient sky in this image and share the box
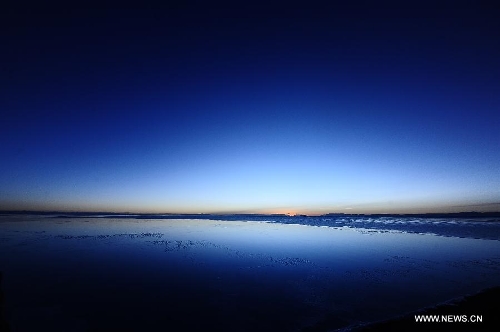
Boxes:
[1,3,499,214]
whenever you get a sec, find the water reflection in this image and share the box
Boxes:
[1,216,499,331]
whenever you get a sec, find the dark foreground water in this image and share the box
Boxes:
[1,215,499,331]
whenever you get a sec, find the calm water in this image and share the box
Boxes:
[1,215,500,331]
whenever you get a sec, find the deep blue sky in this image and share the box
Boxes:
[1,3,499,214]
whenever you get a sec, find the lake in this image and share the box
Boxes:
[1,215,499,331]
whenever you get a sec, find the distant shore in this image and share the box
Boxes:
[1,210,500,219]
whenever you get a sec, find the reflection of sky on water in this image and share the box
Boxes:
[1,216,500,331]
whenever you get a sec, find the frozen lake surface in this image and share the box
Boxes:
[1,215,500,331]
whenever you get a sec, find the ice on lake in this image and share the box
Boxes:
[1,215,499,331]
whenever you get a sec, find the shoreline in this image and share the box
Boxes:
[337,287,499,331]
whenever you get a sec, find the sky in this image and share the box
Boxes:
[1,3,499,214]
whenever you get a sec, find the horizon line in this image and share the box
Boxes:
[2,209,500,218]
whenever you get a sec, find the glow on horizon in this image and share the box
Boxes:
[1,196,499,215]
[1,106,499,216]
